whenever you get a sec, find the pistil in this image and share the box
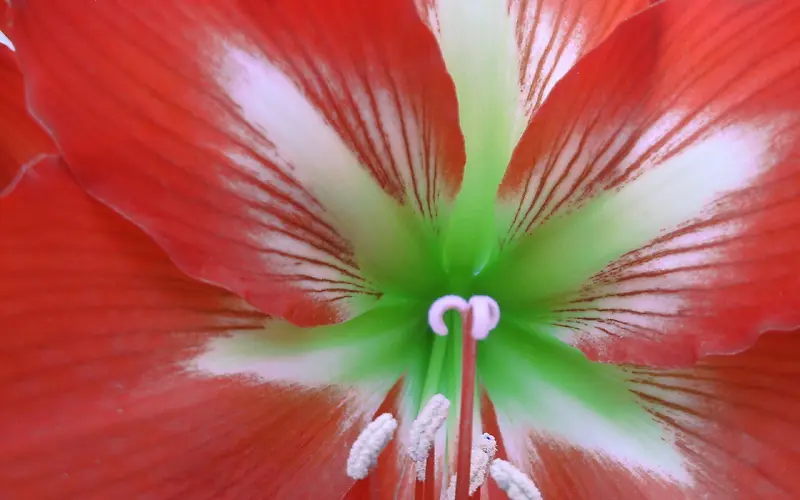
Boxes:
[455,308,476,500]
[428,295,500,500]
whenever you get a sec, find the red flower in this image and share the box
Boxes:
[2,0,800,498]
[0,45,55,190]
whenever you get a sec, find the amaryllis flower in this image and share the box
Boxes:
[2,0,800,498]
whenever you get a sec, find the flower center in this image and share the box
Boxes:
[345,294,546,500]
[343,294,547,499]
[345,294,503,500]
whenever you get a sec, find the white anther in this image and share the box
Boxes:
[476,432,498,457]
[445,433,498,499]
[467,296,500,340]
[428,295,469,336]
[489,459,543,500]
[408,394,450,481]
[346,413,398,480]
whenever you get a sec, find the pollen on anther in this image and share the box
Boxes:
[445,432,498,499]
[489,459,543,500]
[346,413,398,480]
[477,432,497,456]
[408,394,450,481]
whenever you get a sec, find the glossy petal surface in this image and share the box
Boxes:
[480,321,688,485]
[417,0,648,140]
[0,4,10,44]
[342,382,419,500]
[492,330,800,500]
[0,45,55,191]
[417,0,647,272]
[488,0,800,365]
[0,159,391,499]
[7,0,465,324]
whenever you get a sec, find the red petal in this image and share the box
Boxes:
[0,3,8,28]
[508,0,647,126]
[7,0,464,325]
[343,380,417,500]
[0,45,55,191]
[491,330,800,499]
[622,330,800,498]
[510,0,647,123]
[0,159,387,498]
[524,443,680,499]
[496,0,800,365]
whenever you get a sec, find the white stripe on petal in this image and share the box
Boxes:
[482,337,691,484]
[217,45,401,237]
[604,117,775,247]
[424,0,521,197]
[189,310,417,389]
[192,328,367,385]
[213,42,444,293]
[523,382,688,483]
[495,117,781,304]
[547,119,774,289]
[0,30,13,51]
[435,0,522,137]
[515,6,584,131]
[417,0,646,162]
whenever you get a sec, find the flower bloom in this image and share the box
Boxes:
[2,0,800,498]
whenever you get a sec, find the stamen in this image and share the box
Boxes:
[477,432,498,456]
[489,459,543,500]
[408,394,451,481]
[346,413,398,480]
[444,433,498,500]
[427,295,501,500]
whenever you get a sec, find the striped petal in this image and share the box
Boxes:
[485,0,800,365]
[343,382,420,500]
[622,330,800,498]
[417,0,648,144]
[7,0,464,325]
[0,159,396,498]
[490,330,800,499]
[0,45,55,191]
[416,0,647,274]
[480,322,689,488]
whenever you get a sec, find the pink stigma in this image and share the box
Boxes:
[467,296,500,340]
[428,295,469,336]
[428,295,500,340]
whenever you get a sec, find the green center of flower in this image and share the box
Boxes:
[319,194,685,498]
[346,203,629,423]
